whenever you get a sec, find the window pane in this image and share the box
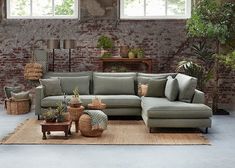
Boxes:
[32,0,53,16]
[55,0,75,16]
[167,0,185,15]
[123,0,144,17]
[146,0,166,16]
[9,0,30,16]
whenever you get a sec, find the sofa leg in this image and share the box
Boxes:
[205,127,208,134]
[38,115,40,120]
[149,127,153,133]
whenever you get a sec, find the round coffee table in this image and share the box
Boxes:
[67,105,84,133]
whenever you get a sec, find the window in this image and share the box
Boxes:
[7,0,78,19]
[120,0,191,19]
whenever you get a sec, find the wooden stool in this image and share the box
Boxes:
[67,106,84,133]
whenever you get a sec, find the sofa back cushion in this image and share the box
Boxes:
[175,73,197,103]
[39,78,63,97]
[145,79,167,97]
[93,76,135,95]
[137,73,177,84]
[165,76,179,101]
[93,72,137,94]
[59,76,90,95]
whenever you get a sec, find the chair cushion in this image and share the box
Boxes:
[165,76,179,101]
[59,76,90,95]
[93,76,135,95]
[41,95,141,108]
[11,91,30,100]
[141,97,212,119]
[39,78,63,97]
[175,73,197,103]
[145,79,167,97]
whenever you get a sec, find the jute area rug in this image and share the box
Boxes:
[1,119,210,145]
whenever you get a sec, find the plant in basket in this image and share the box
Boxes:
[69,87,82,107]
[42,108,57,123]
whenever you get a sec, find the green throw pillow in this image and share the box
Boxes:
[11,91,30,100]
[39,78,63,97]
[165,76,179,101]
[175,73,197,103]
[4,86,22,99]
[145,79,167,97]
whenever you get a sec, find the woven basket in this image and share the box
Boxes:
[79,114,103,137]
[5,99,30,115]
[68,106,84,121]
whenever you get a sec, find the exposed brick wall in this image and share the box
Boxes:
[0,0,234,108]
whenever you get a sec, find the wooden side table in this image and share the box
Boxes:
[40,120,72,140]
[67,106,84,133]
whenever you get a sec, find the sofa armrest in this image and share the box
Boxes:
[35,85,45,115]
[192,89,205,104]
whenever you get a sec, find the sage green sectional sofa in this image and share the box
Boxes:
[35,72,212,133]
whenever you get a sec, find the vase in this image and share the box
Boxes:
[120,46,129,58]
[128,52,135,59]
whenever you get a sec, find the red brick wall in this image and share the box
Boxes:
[0,19,234,108]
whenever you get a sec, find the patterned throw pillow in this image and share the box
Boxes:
[138,84,148,97]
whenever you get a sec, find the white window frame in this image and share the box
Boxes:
[7,0,79,19]
[120,0,191,20]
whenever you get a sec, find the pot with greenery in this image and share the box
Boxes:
[136,48,145,58]
[186,0,235,114]
[42,108,57,123]
[69,87,82,108]
[97,35,114,58]
[55,102,68,123]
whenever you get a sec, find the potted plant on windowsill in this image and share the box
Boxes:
[97,35,114,58]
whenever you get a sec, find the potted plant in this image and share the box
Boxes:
[128,49,136,59]
[97,35,114,58]
[55,102,67,123]
[42,108,56,123]
[136,48,145,58]
[186,0,235,114]
[69,87,82,107]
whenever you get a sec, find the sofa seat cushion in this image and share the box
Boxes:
[141,97,212,119]
[41,95,141,108]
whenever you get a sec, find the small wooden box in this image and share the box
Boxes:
[5,99,30,115]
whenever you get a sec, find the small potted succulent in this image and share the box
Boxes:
[42,108,56,123]
[97,35,114,58]
[69,87,82,107]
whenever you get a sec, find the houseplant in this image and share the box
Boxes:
[55,102,67,122]
[42,108,57,123]
[69,87,82,107]
[186,0,235,114]
[97,35,114,58]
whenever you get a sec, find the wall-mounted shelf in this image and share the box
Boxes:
[100,57,152,73]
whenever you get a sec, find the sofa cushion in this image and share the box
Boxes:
[39,78,63,97]
[175,73,197,103]
[93,76,135,95]
[141,97,212,119]
[41,95,141,108]
[145,79,167,97]
[137,73,177,84]
[59,76,90,95]
[165,76,179,101]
